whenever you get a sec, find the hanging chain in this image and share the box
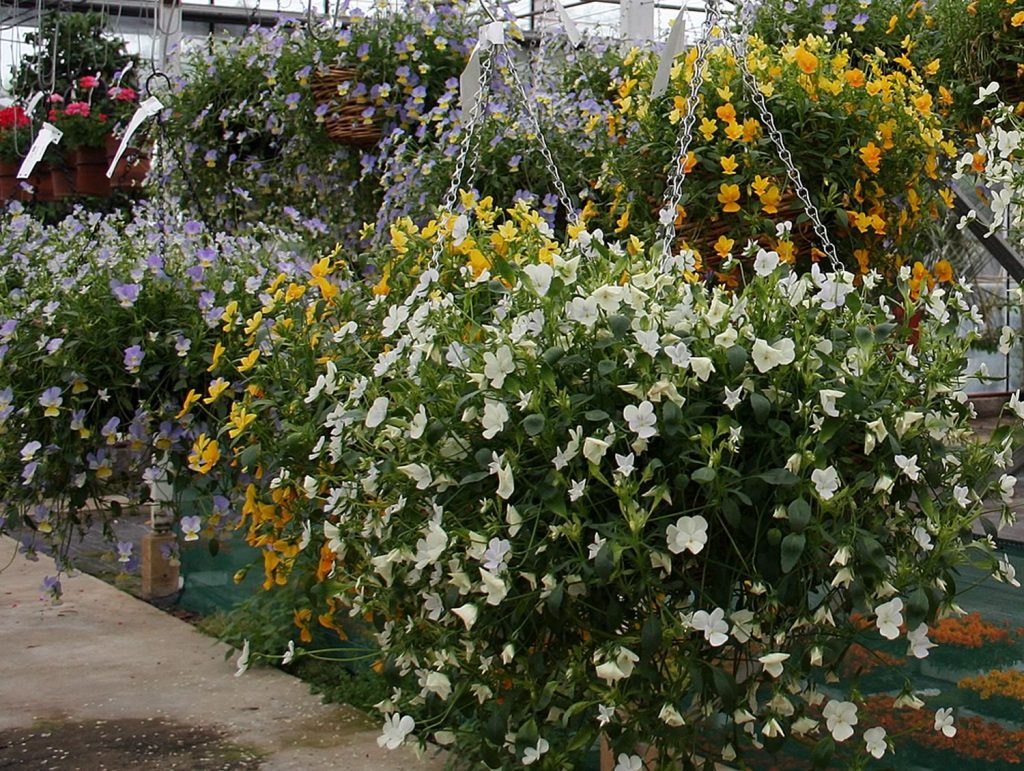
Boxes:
[729,29,842,271]
[426,51,495,270]
[657,10,719,252]
[505,48,579,224]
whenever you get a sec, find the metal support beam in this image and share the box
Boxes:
[951,183,1024,284]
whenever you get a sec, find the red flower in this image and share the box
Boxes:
[109,86,138,102]
[0,106,30,130]
[64,101,91,118]
[79,75,100,89]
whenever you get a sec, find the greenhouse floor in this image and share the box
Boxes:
[0,535,446,771]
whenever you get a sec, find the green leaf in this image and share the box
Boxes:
[812,737,836,768]
[641,615,662,660]
[522,414,546,436]
[817,418,844,444]
[787,498,812,531]
[597,359,616,376]
[854,325,873,347]
[780,533,805,573]
[608,314,630,338]
[710,666,737,710]
[905,586,930,630]
[237,442,261,469]
[721,497,740,529]
[750,392,770,422]
[546,583,564,614]
[542,346,565,365]
[692,467,716,484]
[208,538,220,557]
[584,409,609,422]
[726,344,748,373]
[460,471,491,485]
[759,468,799,486]
[595,544,614,581]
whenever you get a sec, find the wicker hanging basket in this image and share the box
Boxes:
[311,65,383,147]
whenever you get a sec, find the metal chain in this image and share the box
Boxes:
[426,52,495,270]
[657,10,719,252]
[729,30,842,270]
[504,39,580,224]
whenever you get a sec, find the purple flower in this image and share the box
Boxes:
[0,318,16,341]
[40,576,61,602]
[45,337,63,354]
[184,219,204,236]
[116,541,134,563]
[852,12,870,24]
[823,18,837,31]
[123,344,145,373]
[285,92,301,109]
[111,280,141,308]
[101,416,121,441]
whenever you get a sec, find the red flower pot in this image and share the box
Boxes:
[73,145,111,197]
[51,162,74,200]
[0,160,18,201]
[105,134,150,189]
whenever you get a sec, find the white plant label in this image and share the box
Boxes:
[459,22,505,124]
[551,0,583,48]
[106,96,163,179]
[17,122,62,179]
[25,91,43,115]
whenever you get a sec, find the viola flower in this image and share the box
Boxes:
[123,344,145,373]
[822,700,858,741]
[666,515,709,555]
[180,515,202,541]
[39,386,62,417]
[116,541,133,564]
[717,183,741,213]
[691,607,729,646]
[623,400,657,439]
[934,707,956,737]
[859,141,882,173]
[863,726,887,758]
[875,597,904,640]
[377,714,415,750]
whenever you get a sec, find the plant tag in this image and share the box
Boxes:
[651,8,688,99]
[25,91,43,115]
[459,22,506,123]
[551,0,582,48]
[106,96,163,178]
[116,60,133,85]
[17,122,62,179]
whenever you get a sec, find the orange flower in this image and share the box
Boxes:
[724,122,744,141]
[794,46,818,74]
[717,183,741,213]
[682,151,698,173]
[854,249,870,274]
[715,103,737,123]
[713,235,735,258]
[972,152,987,172]
[859,142,882,173]
[741,118,760,142]
[844,68,865,87]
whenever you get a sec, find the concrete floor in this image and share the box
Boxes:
[0,536,446,771]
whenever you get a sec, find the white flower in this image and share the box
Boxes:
[597,704,615,727]
[623,400,658,439]
[365,396,389,428]
[614,754,644,771]
[482,537,511,571]
[894,454,921,482]
[451,213,469,245]
[615,452,636,476]
[414,521,448,569]
[666,515,709,555]
[996,554,1020,587]
[451,603,478,629]
[481,400,509,439]
[819,389,844,417]
[723,385,743,411]
[522,738,549,766]
[753,248,780,276]
[398,463,433,490]
[953,484,970,508]
[975,80,1000,104]
[874,597,904,640]
[483,345,515,388]
[565,295,600,327]
[758,652,790,678]
[934,707,956,737]
[489,452,515,499]
[281,640,296,666]
[762,717,785,738]
[864,726,887,759]
[522,262,554,297]
[378,714,415,749]
[664,341,691,368]
[479,568,508,605]
[234,640,251,677]
[907,623,936,659]
[595,647,639,683]
[751,337,796,373]
[583,436,611,465]
[380,304,409,337]
[912,526,933,551]
[999,474,1016,504]
[591,284,623,313]
[689,356,715,381]
[822,700,858,742]
[811,466,841,500]
[568,479,586,502]
[658,703,686,727]
[587,533,606,560]
[635,329,661,357]
[691,607,729,647]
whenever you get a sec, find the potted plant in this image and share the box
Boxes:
[0,104,32,200]
[48,87,112,197]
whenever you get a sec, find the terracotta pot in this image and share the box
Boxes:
[73,145,111,197]
[0,160,18,201]
[50,162,74,200]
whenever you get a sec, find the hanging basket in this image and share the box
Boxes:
[311,65,382,147]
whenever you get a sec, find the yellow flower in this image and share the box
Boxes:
[285,283,306,302]
[724,122,744,141]
[776,240,795,263]
[188,433,221,474]
[717,183,741,213]
[923,58,941,76]
[699,117,718,141]
[741,118,760,142]
[716,85,733,101]
[719,155,739,175]
[854,249,870,274]
[208,341,225,372]
[886,14,899,32]
[238,350,260,373]
[751,175,771,197]
[204,377,231,404]
[938,187,954,209]
[389,224,409,254]
[682,151,698,173]
[844,68,865,87]
[372,268,391,296]
[794,46,818,75]
[759,186,782,215]
[1013,10,1024,25]
[467,249,491,278]
[859,142,882,174]
[228,403,258,440]
[176,389,201,420]
[615,207,631,233]
[713,235,735,258]
[934,259,954,283]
